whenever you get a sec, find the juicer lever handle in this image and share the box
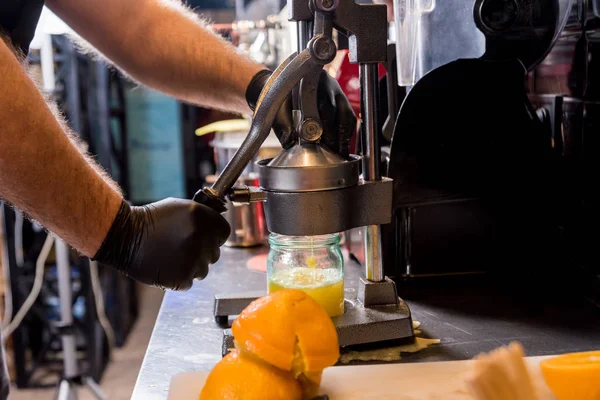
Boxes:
[193,49,325,210]
[297,10,336,143]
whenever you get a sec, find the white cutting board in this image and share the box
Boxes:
[168,356,557,399]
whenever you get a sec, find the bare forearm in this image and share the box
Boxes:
[0,40,123,257]
[47,0,264,114]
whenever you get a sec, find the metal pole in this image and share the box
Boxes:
[63,39,81,134]
[55,239,78,380]
[360,63,384,282]
[40,34,56,94]
[94,62,112,174]
[296,21,311,52]
[1,205,27,387]
[293,21,312,110]
[360,64,381,181]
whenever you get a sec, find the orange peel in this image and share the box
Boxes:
[232,289,340,374]
[200,289,339,399]
[540,350,600,400]
[199,349,302,400]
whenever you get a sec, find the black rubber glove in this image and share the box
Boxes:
[93,198,230,291]
[246,69,357,158]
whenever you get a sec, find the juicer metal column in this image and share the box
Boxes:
[297,21,311,53]
[293,21,311,109]
[360,63,384,282]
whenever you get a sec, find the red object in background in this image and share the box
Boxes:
[335,55,362,114]
[247,254,267,273]
[330,50,387,153]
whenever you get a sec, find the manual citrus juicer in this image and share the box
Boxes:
[193,0,414,352]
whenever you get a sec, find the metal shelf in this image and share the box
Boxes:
[1,33,137,389]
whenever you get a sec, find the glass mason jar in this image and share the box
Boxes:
[267,233,344,317]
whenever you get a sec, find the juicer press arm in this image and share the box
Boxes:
[193,0,388,213]
[192,47,331,212]
[211,0,414,351]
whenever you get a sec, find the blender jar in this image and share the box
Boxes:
[394,0,485,87]
[392,0,573,87]
[267,233,344,317]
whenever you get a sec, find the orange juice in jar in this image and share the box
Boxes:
[267,234,344,317]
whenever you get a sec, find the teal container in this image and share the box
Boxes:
[125,86,185,203]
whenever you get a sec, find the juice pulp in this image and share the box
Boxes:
[268,267,344,317]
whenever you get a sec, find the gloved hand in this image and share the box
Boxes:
[246,69,357,158]
[92,198,230,291]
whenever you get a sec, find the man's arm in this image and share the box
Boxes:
[0,38,123,257]
[45,0,265,115]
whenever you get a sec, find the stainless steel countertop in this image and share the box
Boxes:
[132,246,600,400]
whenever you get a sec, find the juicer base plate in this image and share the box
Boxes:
[213,291,263,326]
[333,298,414,347]
[218,293,414,356]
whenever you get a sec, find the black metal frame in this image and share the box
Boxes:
[2,33,138,389]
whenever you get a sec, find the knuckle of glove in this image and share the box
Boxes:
[190,203,230,246]
[175,279,194,292]
[193,251,212,280]
[210,246,221,265]
[214,215,231,246]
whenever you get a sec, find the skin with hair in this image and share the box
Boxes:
[0,0,264,257]
[46,0,264,114]
[0,37,123,256]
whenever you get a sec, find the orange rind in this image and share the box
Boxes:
[200,289,339,400]
[199,349,302,400]
[540,350,600,400]
[232,289,339,373]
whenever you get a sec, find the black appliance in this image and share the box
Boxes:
[376,0,599,304]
